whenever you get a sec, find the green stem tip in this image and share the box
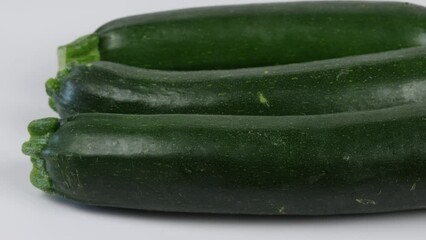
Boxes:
[45,78,60,97]
[22,118,60,193]
[45,68,70,112]
[57,33,100,71]
[45,77,60,111]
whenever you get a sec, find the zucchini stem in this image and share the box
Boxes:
[45,69,70,112]
[45,78,60,97]
[57,34,100,71]
[22,118,60,193]
[45,78,60,111]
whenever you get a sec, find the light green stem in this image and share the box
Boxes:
[22,118,60,193]
[45,68,70,112]
[57,34,100,71]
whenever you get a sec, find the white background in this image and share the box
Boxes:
[2,0,426,239]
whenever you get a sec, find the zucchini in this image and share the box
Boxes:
[48,47,426,117]
[59,1,426,71]
[22,104,426,215]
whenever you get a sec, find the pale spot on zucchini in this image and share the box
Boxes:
[257,92,270,107]
[410,182,417,191]
[355,198,376,205]
[278,206,286,214]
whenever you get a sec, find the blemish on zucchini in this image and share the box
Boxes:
[410,182,417,191]
[278,206,286,214]
[336,68,353,81]
[355,198,377,205]
[257,92,270,107]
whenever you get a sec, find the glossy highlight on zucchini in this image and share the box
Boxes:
[48,47,426,117]
[59,1,426,70]
[22,104,426,215]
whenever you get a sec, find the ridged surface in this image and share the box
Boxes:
[95,1,426,70]
[50,47,426,117]
[37,104,426,215]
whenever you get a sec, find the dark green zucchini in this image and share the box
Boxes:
[48,47,426,117]
[58,1,426,71]
[22,104,426,215]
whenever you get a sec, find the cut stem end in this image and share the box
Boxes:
[58,34,100,71]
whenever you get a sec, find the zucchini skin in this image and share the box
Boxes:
[60,1,426,70]
[23,104,426,215]
[50,47,426,117]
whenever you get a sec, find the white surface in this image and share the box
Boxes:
[2,0,426,239]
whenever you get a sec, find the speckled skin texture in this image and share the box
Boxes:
[50,47,426,117]
[37,104,426,215]
[95,1,426,70]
